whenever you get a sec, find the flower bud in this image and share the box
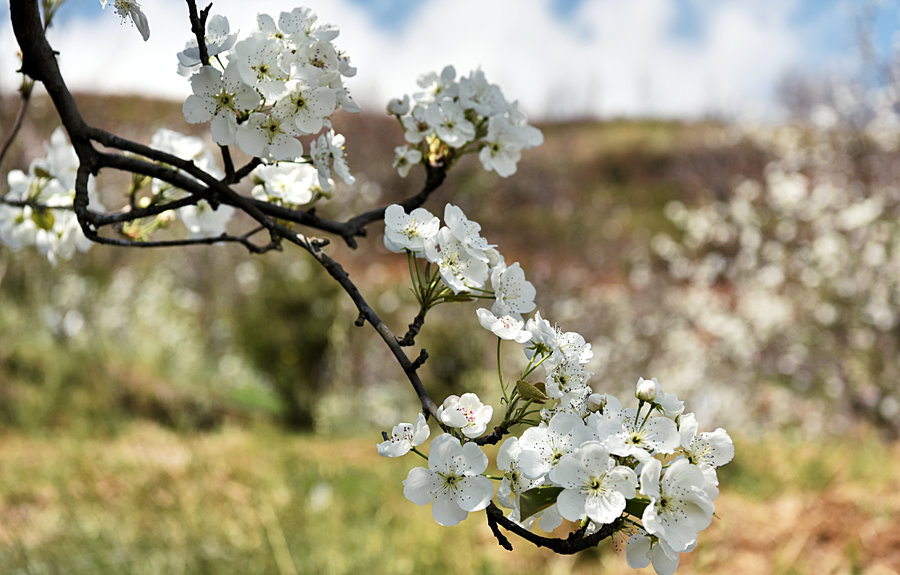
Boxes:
[387,95,410,116]
[586,393,607,413]
[635,377,658,402]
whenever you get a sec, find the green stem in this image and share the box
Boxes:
[497,338,508,402]
[410,446,429,461]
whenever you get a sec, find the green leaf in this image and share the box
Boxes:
[442,294,474,303]
[32,166,53,180]
[519,485,563,520]
[31,208,56,231]
[516,379,549,402]
[624,497,650,518]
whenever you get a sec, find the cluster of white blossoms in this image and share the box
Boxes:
[0,128,101,265]
[387,66,543,178]
[380,203,733,574]
[180,8,357,194]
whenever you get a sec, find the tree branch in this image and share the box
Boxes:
[484,503,621,554]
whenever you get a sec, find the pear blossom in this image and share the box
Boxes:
[235,112,303,161]
[443,203,492,262]
[523,311,558,361]
[250,163,318,206]
[490,262,536,319]
[392,145,422,178]
[100,0,149,41]
[176,14,236,75]
[679,413,735,469]
[382,204,439,255]
[149,129,222,200]
[586,394,628,440]
[458,68,507,116]
[178,199,234,239]
[182,64,260,146]
[637,377,685,418]
[402,105,432,144]
[544,358,592,399]
[605,410,680,458]
[640,458,716,552]
[626,530,683,575]
[415,65,458,103]
[549,442,637,525]
[233,36,287,101]
[495,437,564,531]
[517,412,593,480]
[275,6,340,44]
[496,437,543,510]
[437,393,493,438]
[479,116,527,177]
[523,312,593,369]
[377,413,430,458]
[402,434,493,526]
[310,129,354,192]
[423,226,490,293]
[271,71,338,135]
[636,377,658,402]
[0,128,101,264]
[476,308,532,343]
[425,100,476,147]
[387,95,410,116]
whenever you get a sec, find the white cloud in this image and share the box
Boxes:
[0,0,834,120]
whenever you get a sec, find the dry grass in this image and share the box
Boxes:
[1,424,898,575]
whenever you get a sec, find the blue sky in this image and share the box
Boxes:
[2,0,898,119]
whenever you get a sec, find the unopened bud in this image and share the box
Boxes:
[387,95,410,116]
[586,393,607,413]
[635,377,658,402]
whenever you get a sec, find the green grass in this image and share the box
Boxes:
[1,423,898,575]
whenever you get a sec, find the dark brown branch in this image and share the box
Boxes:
[285,227,440,419]
[186,0,212,67]
[484,503,621,554]
[397,312,425,346]
[343,162,448,236]
[86,230,279,253]
[0,76,33,169]
[231,157,263,183]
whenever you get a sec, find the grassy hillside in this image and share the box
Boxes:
[0,424,898,575]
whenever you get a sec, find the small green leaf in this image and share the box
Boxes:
[624,497,650,518]
[32,166,53,180]
[519,486,563,520]
[31,208,56,231]
[516,379,549,402]
[443,294,474,303]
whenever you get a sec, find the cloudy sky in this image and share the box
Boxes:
[0,0,896,120]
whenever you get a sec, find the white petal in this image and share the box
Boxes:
[555,488,587,522]
[431,495,468,526]
[584,490,625,525]
[454,475,494,512]
[625,532,652,569]
[402,467,438,506]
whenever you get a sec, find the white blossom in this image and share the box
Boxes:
[549,441,637,525]
[383,204,439,255]
[377,413,430,458]
[402,434,493,526]
[437,393,493,439]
